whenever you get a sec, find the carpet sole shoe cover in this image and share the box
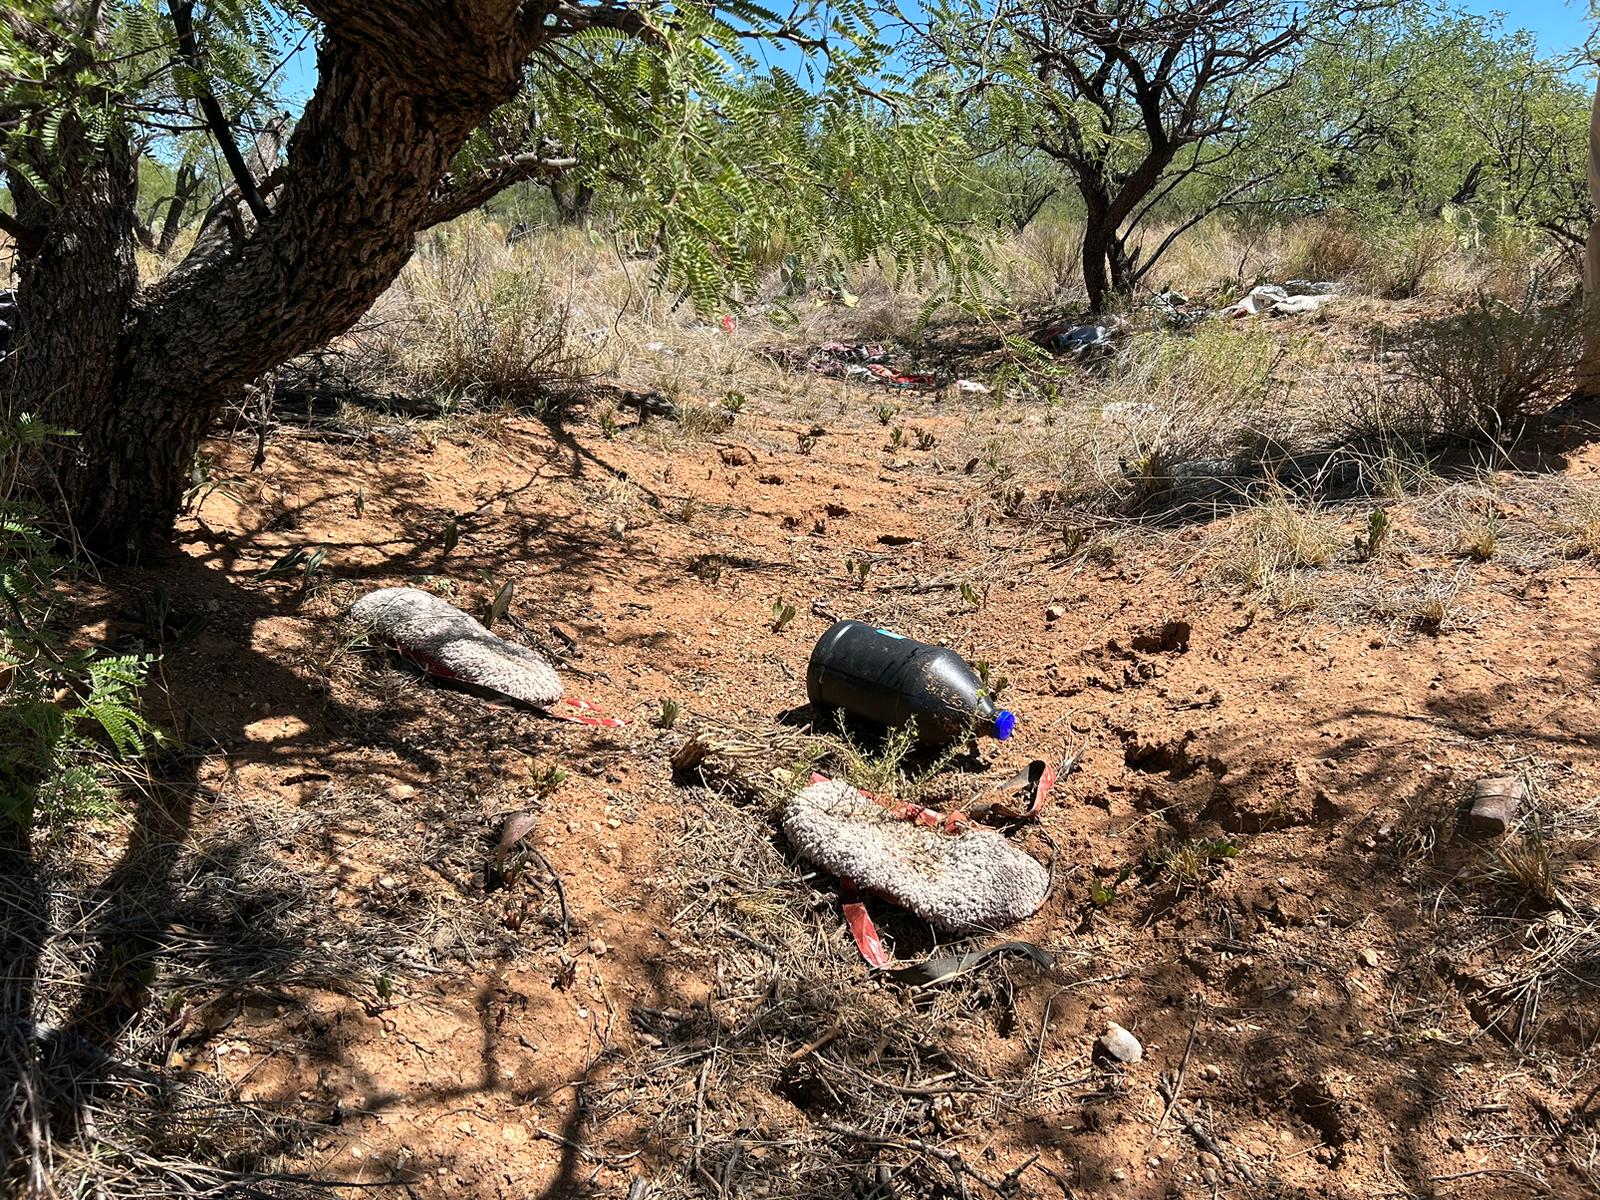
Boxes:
[350,587,563,708]
[783,779,1049,934]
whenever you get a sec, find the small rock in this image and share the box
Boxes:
[1110,1168,1127,1182]
[1469,776,1523,836]
[377,875,398,891]
[719,446,756,467]
[1359,947,1381,967]
[1045,604,1066,622]
[1201,1064,1221,1082]
[387,782,417,801]
[588,938,609,957]
[1096,1021,1143,1064]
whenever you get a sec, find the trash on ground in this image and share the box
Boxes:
[885,941,1054,988]
[782,776,1050,936]
[1226,282,1343,319]
[762,341,936,388]
[1283,280,1346,296]
[352,587,565,706]
[807,619,1015,747]
[955,378,991,394]
[1036,315,1127,357]
[644,341,677,355]
[1469,775,1524,836]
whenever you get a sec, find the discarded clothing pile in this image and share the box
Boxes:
[1224,280,1345,319]
[1034,315,1127,358]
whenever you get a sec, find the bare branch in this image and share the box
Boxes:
[168,0,269,225]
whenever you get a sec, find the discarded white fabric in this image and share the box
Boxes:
[783,779,1050,933]
[1226,283,1341,319]
[350,587,563,707]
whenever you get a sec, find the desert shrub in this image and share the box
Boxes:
[0,420,153,835]
[373,221,591,412]
[1401,297,1580,440]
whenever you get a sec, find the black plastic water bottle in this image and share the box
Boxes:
[806,620,1016,748]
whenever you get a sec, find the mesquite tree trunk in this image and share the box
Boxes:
[1580,84,1600,396]
[2,2,537,558]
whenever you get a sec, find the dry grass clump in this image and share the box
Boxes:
[1212,494,1341,602]
[1554,487,1600,558]
[365,221,594,412]
[1272,216,1371,285]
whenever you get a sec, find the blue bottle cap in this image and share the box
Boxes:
[994,710,1016,740]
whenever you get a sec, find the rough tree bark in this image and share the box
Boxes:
[1,1,577,558]
[1580,83,1600,395]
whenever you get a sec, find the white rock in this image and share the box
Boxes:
[1098,1021,1143,1064]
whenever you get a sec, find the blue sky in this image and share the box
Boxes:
[275,1,1599,108]
[1460,0,1592,55]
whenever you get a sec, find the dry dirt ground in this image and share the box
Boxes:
[65,309,1600,1200]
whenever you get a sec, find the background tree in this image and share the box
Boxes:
[919,0,1398,311]
[0,0,973,557]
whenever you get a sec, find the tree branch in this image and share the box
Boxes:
[168,0,269,226]
[421,152,580,228]
[0,207,42,255]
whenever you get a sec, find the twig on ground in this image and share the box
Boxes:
[1150,1006,1202,1147]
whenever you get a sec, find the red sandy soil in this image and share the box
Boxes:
[73,351,1600,1199]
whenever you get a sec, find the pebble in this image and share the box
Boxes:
[1360,947,1381,967]
[1097,1021,1143,1064]
[1045,604,1065,622]
[1110,1168,1127,1182]
[589,938,609,957]
[1201,1064,1221,1081]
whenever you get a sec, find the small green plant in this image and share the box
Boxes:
[844,557,871,588]
[181,451,243,517]
[1090,866,1133,907]
[1354,506,1390,561]
[441,518,460,555]
[959,580,987,610]
[655,698,682,729]
[529,759,568,800]
[771,599,797,632]
[599,411,620,440]
[722,391,747,415]
[913,427,938,451]
[973,659,1008,703]
[486,579,515,627]
[354,485,367,518]
[888,425,906,450]
[1,421,157,832]
[1156,837,1240,892]
[875,402,896,425]
[254,545,327,589]
[137,585,208,654]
